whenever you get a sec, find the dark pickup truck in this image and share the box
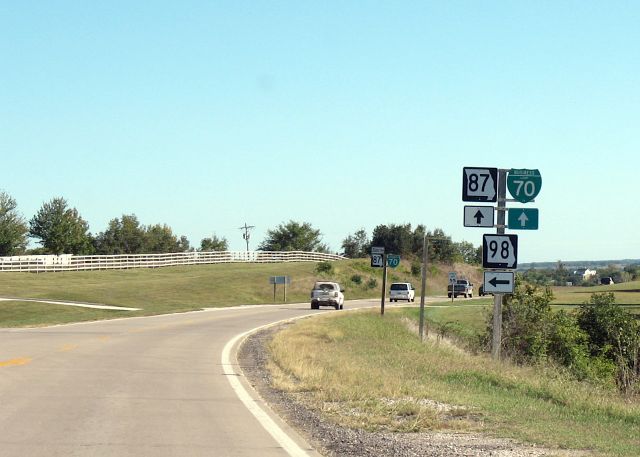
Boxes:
[447,279,474,298]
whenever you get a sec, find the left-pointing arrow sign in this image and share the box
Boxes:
[464,206,494,228]
[489,277,510,287]
[483,271,514,294]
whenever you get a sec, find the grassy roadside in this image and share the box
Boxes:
[0,258,446,327]
[268,309,640,456]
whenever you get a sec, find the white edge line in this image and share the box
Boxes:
[222,316,313,457]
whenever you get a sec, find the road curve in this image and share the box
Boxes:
[0,298,389,457]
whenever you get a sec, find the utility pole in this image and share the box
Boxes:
[238,223,255,252]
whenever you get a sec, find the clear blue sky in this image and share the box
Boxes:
[1,2,638,263]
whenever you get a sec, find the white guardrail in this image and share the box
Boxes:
[0,251,347,273]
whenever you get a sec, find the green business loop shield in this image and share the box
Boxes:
[507,169,542,203]
[387,255,400,268]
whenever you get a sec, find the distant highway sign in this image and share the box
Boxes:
[371,254,384,268]
[387,255,400,268]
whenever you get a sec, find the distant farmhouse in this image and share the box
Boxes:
[573,268,597,281]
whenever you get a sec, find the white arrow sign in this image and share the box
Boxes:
[517,212,529,227]
[464,206,494,228]
[483,271,515,294]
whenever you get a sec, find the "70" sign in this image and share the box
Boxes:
[507,169,542,203]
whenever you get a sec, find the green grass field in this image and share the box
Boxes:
[552,280,640,306]
[0,259,430,327]
[1,261,636,328]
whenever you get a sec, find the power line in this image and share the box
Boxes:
[238,223,255,252]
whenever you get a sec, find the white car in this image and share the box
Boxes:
[310,281,344,310]
[389,282,415,302]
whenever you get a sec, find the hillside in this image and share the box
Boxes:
[0,259,481,327]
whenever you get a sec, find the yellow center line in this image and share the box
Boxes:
[0,357,32,368]
[60,344,79,352]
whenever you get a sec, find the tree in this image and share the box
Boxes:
[454,241,478,264]
[177,235,191,252]
[258,221,328,252]
[94,214,146,254]
[426,228,457,263]
[143,224,186,253]
[554,260,571,285]
[370,223,414,256]
[200,234,228,251]
[341,228,369,258]
[29,197,93,254]
[0,191,28,256]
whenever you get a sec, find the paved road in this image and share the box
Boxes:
[0,297,446,457]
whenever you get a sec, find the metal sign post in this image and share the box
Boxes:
[491,169,508,360]
[269,276,291,303]
[449,271,456,302]
[381,253,387,316]
[371,247,387,316]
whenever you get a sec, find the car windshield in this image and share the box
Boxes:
[390,284,408,290]
[315,283,335,291]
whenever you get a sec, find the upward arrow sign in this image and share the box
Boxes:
[507,208,539,231]
[517,211,529,227]
[464,206,494,228]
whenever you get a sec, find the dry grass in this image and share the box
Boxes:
[268,309,640,456]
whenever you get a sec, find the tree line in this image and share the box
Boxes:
[0,193,229,256]
[341,224,481,264]
[0,191,480,261]
[522,261,640,286]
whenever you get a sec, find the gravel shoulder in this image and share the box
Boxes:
[238,324,589,457]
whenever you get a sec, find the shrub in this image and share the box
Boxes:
[547,310,597,381]
[485,284,637,390]
[577,293,640,393]
[366,278,378,289]
[411,261,421,277]
[498,282,555,364]
[315,261,333,274]
[351,274,362,285]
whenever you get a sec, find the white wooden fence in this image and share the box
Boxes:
[0,251,347,273]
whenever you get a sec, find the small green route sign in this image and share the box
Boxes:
[387,255,400,268]
[507,169,542,203]
[508,208,539,230]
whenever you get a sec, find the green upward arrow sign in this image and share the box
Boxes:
[508,208,539,230]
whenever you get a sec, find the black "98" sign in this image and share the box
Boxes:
[482,234,518,269]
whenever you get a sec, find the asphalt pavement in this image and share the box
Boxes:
[0,296,451,456]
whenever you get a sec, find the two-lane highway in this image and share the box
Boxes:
[0,299,385,457]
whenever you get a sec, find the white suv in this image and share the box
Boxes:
[389,282,415,302]
[310,282,345,310]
